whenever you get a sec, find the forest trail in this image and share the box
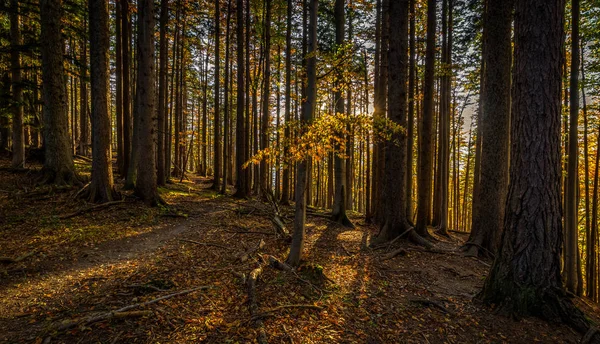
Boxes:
[1,162,599,343]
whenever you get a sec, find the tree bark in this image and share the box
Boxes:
[10,0,24,168]
[86,0,117,203]
[479,0,595,336]
[212,0,222,190]
[415,0,436,238]
[465,0,512,257]
[156,0,168,186]
[565,0,581,295]
[40,0,79,185]
[233,0,248,198]
[287,0,317,267]
[134,0,161,206]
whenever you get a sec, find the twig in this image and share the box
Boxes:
[56,285,212,331]
[179,239,230,250]
[409,298,451,314]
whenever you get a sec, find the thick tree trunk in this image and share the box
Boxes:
[406,0,416,220]
[221,0,232,194]
[288,0,317,267]
[374,0,412,244]
[115,0,124,175]
[479,0,595,337]
[134,0,161,206]
[40,0,79,185]
[85,0,117,203]
[415,0,436,238]
[465,0,512,257]
[10,0,24,168]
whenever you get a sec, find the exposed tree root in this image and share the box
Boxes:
[381,248,408,261]
[252,304,324,320]
[37,168,82,187]
[409,298,451,314]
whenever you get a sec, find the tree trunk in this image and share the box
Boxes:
[281,0,293,205]
[565,0,581,295]
[406,0,416,220]
[465,0,512,257]
[121,0,131,177]
[134,0,161,206]
[479,0,594,336]
[288,0,317,267]
[331,0,353,228]
[156,0,168,186]
[85,0,117,203]
[221,0,232,194]
[212,0,222,190]
[10,0,24,168]
[415,0,436,238]
[233,0,248,198]
[40,0,79,185]
[374,0,413,244]
[259,0,272,196]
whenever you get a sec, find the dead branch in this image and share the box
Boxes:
[247,264,268,344]
[179,239,230,250]
[409,298,451,314]
[59,200,127,219]
[55,285,212,331]
[237,239,265,263]
[0,250,35,265]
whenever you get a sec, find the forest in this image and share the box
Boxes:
[1,0,600,342]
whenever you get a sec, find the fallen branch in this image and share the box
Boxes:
[237,239,265,263]
[409,298,451,314]
[247,264,268,344]
[56,285,212,331]
[59,200,127,219]
[0,250,35,265]
[179,239,230,250]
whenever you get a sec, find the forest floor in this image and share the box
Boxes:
[1,157,599,344]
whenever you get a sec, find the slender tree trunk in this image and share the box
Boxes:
[406,0,416,220]
[331,0,354,227]
[288,0,317,267]
[233,0,248,197]
[121,0,131,177]
[259,0,272,196]
[10,0,24,168]
[565,0,581,295]
[281,0,293,205]
[221,0,232,194]
[156,0,168,186]
[212,0,222,190]
[415,0,436,238]
[79,29,89,157]
[115,0,124,175]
